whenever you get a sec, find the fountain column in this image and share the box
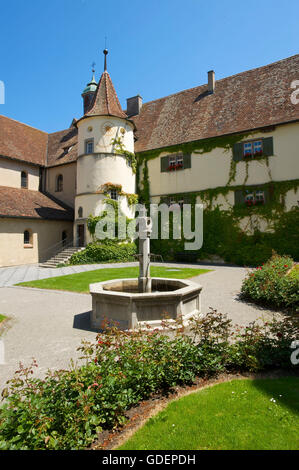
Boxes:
[137,207,152,293]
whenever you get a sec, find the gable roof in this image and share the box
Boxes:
[0,115,48,166]
[132,54,299,153]
[1,55,298,167]
[0,186,74,221]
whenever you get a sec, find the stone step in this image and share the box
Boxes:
[40,246,85,267]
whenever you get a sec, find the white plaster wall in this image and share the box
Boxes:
[285,188,299,211]
[0,218,73,267]
[77,116,134,155]
[46,163,76,207]
[0,157,40,190]
[76,153,135,195]
[148,122,299,198]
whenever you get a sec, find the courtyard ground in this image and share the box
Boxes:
[0,262,279,392]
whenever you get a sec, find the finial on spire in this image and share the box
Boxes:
[91,61,96,73]
[103,49,108,72]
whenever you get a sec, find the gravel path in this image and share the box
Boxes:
[0,263,277,391]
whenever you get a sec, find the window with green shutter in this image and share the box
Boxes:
[234,137,274,161]
[160,153,192,172]
[234,186,271,207]
[160,156,169,172]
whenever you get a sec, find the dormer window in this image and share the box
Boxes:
[21,171,28,188]
[85,139,94,154]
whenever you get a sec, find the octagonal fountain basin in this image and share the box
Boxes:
[90,277,202,330]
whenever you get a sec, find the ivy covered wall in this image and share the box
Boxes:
[135,123,299,265]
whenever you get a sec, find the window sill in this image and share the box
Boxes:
[24,244,33,249]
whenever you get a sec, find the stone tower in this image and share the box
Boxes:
[74,50,136,246]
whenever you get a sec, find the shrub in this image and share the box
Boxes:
[69,241,137,265]
[1,310,298,450]
[240,253,299,311]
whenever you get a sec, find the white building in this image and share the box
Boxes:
[0,52,298,266]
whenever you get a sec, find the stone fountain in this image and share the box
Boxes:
[90,208,202,330]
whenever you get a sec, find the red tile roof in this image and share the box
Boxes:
[84,71,127,119]
[1,55,298,167]
[132,54,299,153]
[0,186,74,221]
[47,126,78,167]
[0,115,47,166]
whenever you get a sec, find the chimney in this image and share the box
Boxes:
[126,95,143,116]
[208,70,215,94]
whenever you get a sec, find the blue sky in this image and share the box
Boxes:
[0,0,298,133]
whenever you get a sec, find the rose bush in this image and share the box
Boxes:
[0,309,298,450]
[240,254,299,312]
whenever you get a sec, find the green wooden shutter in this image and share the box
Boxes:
[160,156,169,172]
[261,188,269,205]
[262,137,274,156]
[234,189,244,206]
[233,142,244,161]
[183,153,191,169]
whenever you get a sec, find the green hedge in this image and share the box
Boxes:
[69,241,137,265]
[240,254,299,312]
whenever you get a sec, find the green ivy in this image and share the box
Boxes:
[111,137,137,173]
[137,132,252,162]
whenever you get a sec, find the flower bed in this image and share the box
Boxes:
[240,254,299,312]
[0,310,298,450]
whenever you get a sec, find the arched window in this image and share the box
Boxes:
[21,171,28,188]
[24,230,32,245]
[78,207,83,218]
[56,174,63,192]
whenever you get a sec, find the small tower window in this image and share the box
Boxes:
[21,171,28,188]
[56,174,63,192]
[78,207,83,218]
[85,139,94,154]
[110,189,118,201]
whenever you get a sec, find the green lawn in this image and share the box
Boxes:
[17,266,210,293]
[119,378,299,450]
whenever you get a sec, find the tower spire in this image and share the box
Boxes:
[103,49,108,72]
